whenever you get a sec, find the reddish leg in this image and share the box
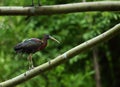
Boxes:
[28,53,34,69]
[32,0,34,6]
[38,0,41,6]
[32,0,41,6]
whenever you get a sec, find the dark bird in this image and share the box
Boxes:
[14,34,60,69]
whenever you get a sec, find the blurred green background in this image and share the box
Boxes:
[0,0,120,87]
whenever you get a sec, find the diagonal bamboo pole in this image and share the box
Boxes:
[0,1,120,15]
[0,23,120,87]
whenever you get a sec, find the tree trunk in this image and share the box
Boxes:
[93,47,102,87]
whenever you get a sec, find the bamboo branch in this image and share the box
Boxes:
[0,23,120,87]
[0,1,120,15]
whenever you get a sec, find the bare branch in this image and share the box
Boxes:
[0,1,120,15]
[0,23,120,87]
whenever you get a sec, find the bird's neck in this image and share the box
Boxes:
[38,38,48,51]
[42,38,48,47]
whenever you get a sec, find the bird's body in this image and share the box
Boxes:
[14,35,60,69]
[14,38,45,54]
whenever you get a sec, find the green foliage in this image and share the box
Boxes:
[0,0,120,87]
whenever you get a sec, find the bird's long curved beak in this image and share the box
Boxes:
[49,36,60,44]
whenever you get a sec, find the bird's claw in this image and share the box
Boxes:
[29,65,34,70]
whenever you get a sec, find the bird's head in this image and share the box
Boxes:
[44,34,60,44]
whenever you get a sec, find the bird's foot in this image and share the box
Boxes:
[48,60,51,65]
[38,3,41,6]
[31,65,34,69]
[38,0,41,6]
[29,65,34,70]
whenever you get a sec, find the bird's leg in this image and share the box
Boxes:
[27,56,30,70]
[28,54,34,70]
[38,0,41,6]
[27,55,31,70]
[29,53,34,68]
[32,0,34,6]
[31,0,41,6]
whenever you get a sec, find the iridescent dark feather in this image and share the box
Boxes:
[14,35,60,69]
[14,38,43,54]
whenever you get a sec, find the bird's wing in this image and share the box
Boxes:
[14,39,42,52]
